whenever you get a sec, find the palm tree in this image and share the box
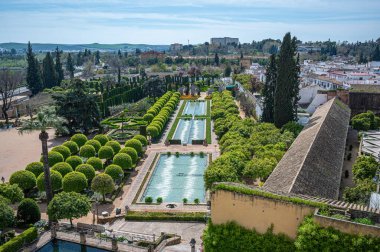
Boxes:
[19,106,67,204]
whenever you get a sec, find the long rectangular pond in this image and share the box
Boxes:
[141,154,208,203]
[37,240,110,252]
[183,101,206,116]
[173,118,205,144]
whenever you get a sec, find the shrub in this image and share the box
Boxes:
[17,198,41,224]
[147,125,160,138]
[200,151,205,158]
[113,153,132,170]
[167,151,171,156]
[85,139,102,152]
[352,155,378,181]
[51,145,71,160]
[25,162,44,177]
[175,152,180,157]
[105,140,121,154]
[119,147,138,164]
[0,200,15,231]
[183,198,188,204]
[93,134,109,146]
[75,164,96,181]
[62,140,79,154]
[0,227,37,252]
[105,164,124,181]
[125,139,143,155]
[41,151,64,167]
[0,183,23,203]
[79,144,96,158]
[145,196,153,204]
[156,197,163,204]
[62,171,88,193]
[70,133,88,147]
[65,156,83,169]
[86,157,103,171]
[37,170,62,192]
[351,111,380,131]
[353,218,374,225]
[91,173,115,202]
[133,134,148,146]
[51,162,73,177]
[190,152,195,157]
[125,211,206,222]
[9,170,36,191]
[98,146,114,160]
[194,198,200,204]
[143,113,154,123]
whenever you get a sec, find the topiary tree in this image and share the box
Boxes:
[125,139,143,156]
[133,134,148,146]
[143,113,154,123]
[91,173,115,202]
[51,145,71,160]
[98,146,114,160]
[113,153,132,170]
[16,198,41,225]
[65,156,83,169]
[62,172,87,193]
[104,164,124,181]
[86,157,103,171]
[75,164,96,181]
[37,170,62,192]
[9,170,36,191]
[51,162,73,177]
[0,199,14,230]
[79,144,96,158]
[25,162,44,177]
[62,140,79,155]
[0,183,23,203]
[147,125,160,138]
[85,139,101,152]
[93,134,109,146]
[105,140,121,154]
[70,133,88,147]
[47,192,91,227]
[119,147,138,164]
[40,151,64,167]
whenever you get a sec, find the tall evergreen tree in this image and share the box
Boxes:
[95,51,100,65]
[54,47,64,85]
[26,42,42,95]
[42,52,57,88]
[273,32,299,128]
[66,53,75,79]
[372,45,380,61]
[261,54,277,123]
[292,52,301,119]
[214,53,220,66]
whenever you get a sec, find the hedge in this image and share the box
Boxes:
[79,144,96,158]
[9,170,36,191]
[62,140,79,154]
[70,133,88,147]
[75,164,96,181]
[25,162,44,177]
[125,139,143,155]
[37,170,62,192]
[0,227,38,252]
[65,156,83,169]
[86,157,103,171]
[41,151,64,167]
[85,139,102,152]
[133,134,148,146]
[51,145,71,160]
[51,162,73,177]
[16,198,41,224]
[62,171,88,193]
[125,211,206,222]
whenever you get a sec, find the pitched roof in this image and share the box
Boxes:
[263,98,351,199]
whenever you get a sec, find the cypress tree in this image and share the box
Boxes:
[95,51,100,65]
[42,52,57,88]
[66,53,75,79]
[372,45,380,61]
[214,53,219,66]
[55,47,64,85]
[261,54,277,123]
[26,42,42,95]
[273,32,299,128]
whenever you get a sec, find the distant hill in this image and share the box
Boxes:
[0,42,170,52]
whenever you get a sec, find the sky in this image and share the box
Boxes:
[0,0,379,45]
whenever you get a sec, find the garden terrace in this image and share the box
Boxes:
[263,98,351,199]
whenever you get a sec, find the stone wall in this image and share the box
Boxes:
[349,92,380,116]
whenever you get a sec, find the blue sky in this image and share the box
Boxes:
[0,0,379,44]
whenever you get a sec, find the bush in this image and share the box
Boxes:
[98,146,114,160]
[75,164,96,181]
[0,227,37,252]
[70,133,88,147]
[105,164,124,181]
[145,196,153,204]
[133,134,148,146]
[351,111,380,131]
[86,157,103,171]
[51,145,71,160]
[0,183,23,203]
[9,170,36,191]
[37,170,62,192]
[79,144,96,158]
[175,152,180,157]
[113,153,132,170]
[62,171,88,193]
[194,198,200,204]
[41,151,64,167]
[17,198,41,224]
[119,147,138,164]
[156,197,163,204]
[62,140,79,154]
[105,140,121,154]
[125,211,206,222]
[352,155,378,181]
[51,162,73,177]
[91,173,115,202]
[147,125,160,138]
[65,156,83,169]
[0,200,15,231]
[143,113,154,123]
[183,198,188,204]
[125,139,143,155]
[93,134,109,146]
[353,218,374,225]
[25,162,44,177]
[85,139,102,152]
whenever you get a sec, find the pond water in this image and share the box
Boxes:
[173,119,205,144]
[37,240,110,252]
[183,101,206,116]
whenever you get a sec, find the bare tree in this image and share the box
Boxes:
[0,69,23,125]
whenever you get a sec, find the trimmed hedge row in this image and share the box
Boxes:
[0,227,38,252]
[125,211,206,222]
